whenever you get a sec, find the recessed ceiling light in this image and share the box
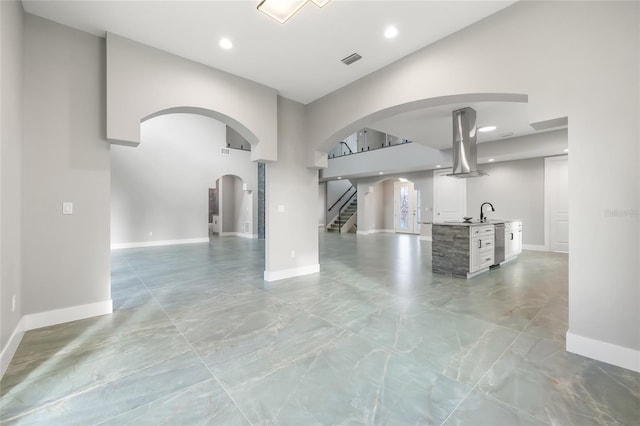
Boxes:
[478,125,496,133]
[384,26,398,39]
[378,172,384,175]
[488,158,495,162]
[436,165,441,168]
[563,148,569,152]
[337,176,342,180]
[219,38,233,50]
[398,178,408,182]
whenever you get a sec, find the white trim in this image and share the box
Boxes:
[356,229,395,235]
[111,238,209,250]
[1,317,26,379]
[220,232,257,239]
[264,264,320,282]
[24,300,113,331]
[419,236,433,242]
[522,244,547,251]
[567,331,640,372]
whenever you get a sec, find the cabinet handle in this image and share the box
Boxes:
[485,257,491,261]
[478,240,482,248]
[510,233,514,240]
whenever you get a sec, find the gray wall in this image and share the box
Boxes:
[221,175,236,233]
[111,113,257,246]
[22,14,111,314]
[265,97,319,276]
[105,33,278,162]
[317,182,326,226]
[467,158,545,246]
[0,0,24,354]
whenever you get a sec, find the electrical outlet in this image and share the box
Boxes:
[11,295,16,312]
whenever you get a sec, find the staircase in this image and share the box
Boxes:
[327,197,357,232]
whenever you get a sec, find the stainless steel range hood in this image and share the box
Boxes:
[447,107,487,178]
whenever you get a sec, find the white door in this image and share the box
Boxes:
[433,169,467,223]
[394,181,419,234]
[545,156,569,252]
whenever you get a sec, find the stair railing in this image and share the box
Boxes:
[336,190,357,233]
[326,185,355,228]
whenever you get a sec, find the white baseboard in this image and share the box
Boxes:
[356,229,395,235]
[1,317,26,378]
[264,264,320,282]
[24,300,113,331]
[1,299,113,380]
[111,238,209,250]
[522,244,548,252]
[566,331,640,372]
[220,232,257,239]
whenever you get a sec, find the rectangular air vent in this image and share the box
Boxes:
[341,53,362,65]
[220,147,230,155]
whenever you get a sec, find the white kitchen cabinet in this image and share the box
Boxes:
[504,221,522,260]
[470,225,495,274]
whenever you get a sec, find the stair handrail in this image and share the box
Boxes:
[337,190,357,233]
[339,141,354,155]
[328,185,355,212]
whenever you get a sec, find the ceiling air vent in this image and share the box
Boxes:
[220,147,230,155]
[341,53,362,65]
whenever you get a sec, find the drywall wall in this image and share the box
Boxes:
[0,0,24,359]
[22,14,111,314]
[105,33,277,162]
[307,1,639,369]
[264,97,319,280]
[318,182,326,226]
[467,158,545,246]
[111,113,258,246]
[322,142,446,180]
[383,181,395,231]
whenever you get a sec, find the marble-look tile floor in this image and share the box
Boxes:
[1,233,639,425]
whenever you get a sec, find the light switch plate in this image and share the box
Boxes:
[63,202,73,215]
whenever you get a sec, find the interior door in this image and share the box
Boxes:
[546,156,569,252]
[394,181,419,234]
[433,168,467,223]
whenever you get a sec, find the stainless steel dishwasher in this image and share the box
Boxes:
[492,223,505,268]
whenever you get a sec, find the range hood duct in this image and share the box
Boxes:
[447,107,487,178]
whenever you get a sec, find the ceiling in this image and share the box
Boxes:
[21,0,518,105]
[368,101,541,149]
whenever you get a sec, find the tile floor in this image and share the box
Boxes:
[1,233,639,425]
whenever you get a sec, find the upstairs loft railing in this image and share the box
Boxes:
[328,139,412,159]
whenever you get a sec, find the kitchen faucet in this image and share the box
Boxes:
[480,202,495,222]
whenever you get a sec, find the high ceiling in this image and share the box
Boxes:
[368,101,537,149]
[22,0,518,105]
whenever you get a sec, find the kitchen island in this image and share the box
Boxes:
[432,220,522,278]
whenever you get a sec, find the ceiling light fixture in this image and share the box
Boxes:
[257,0,331,24]
[337,176,342,180]
[399,178,408,182]
[310,0,331,7]
[488,158,495,162]
[219,38,233,50]
[478,125,497,133]
[564,148,569,152]
[436,165,442,168]
[384,26,399,39]
[378,172,384,175]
